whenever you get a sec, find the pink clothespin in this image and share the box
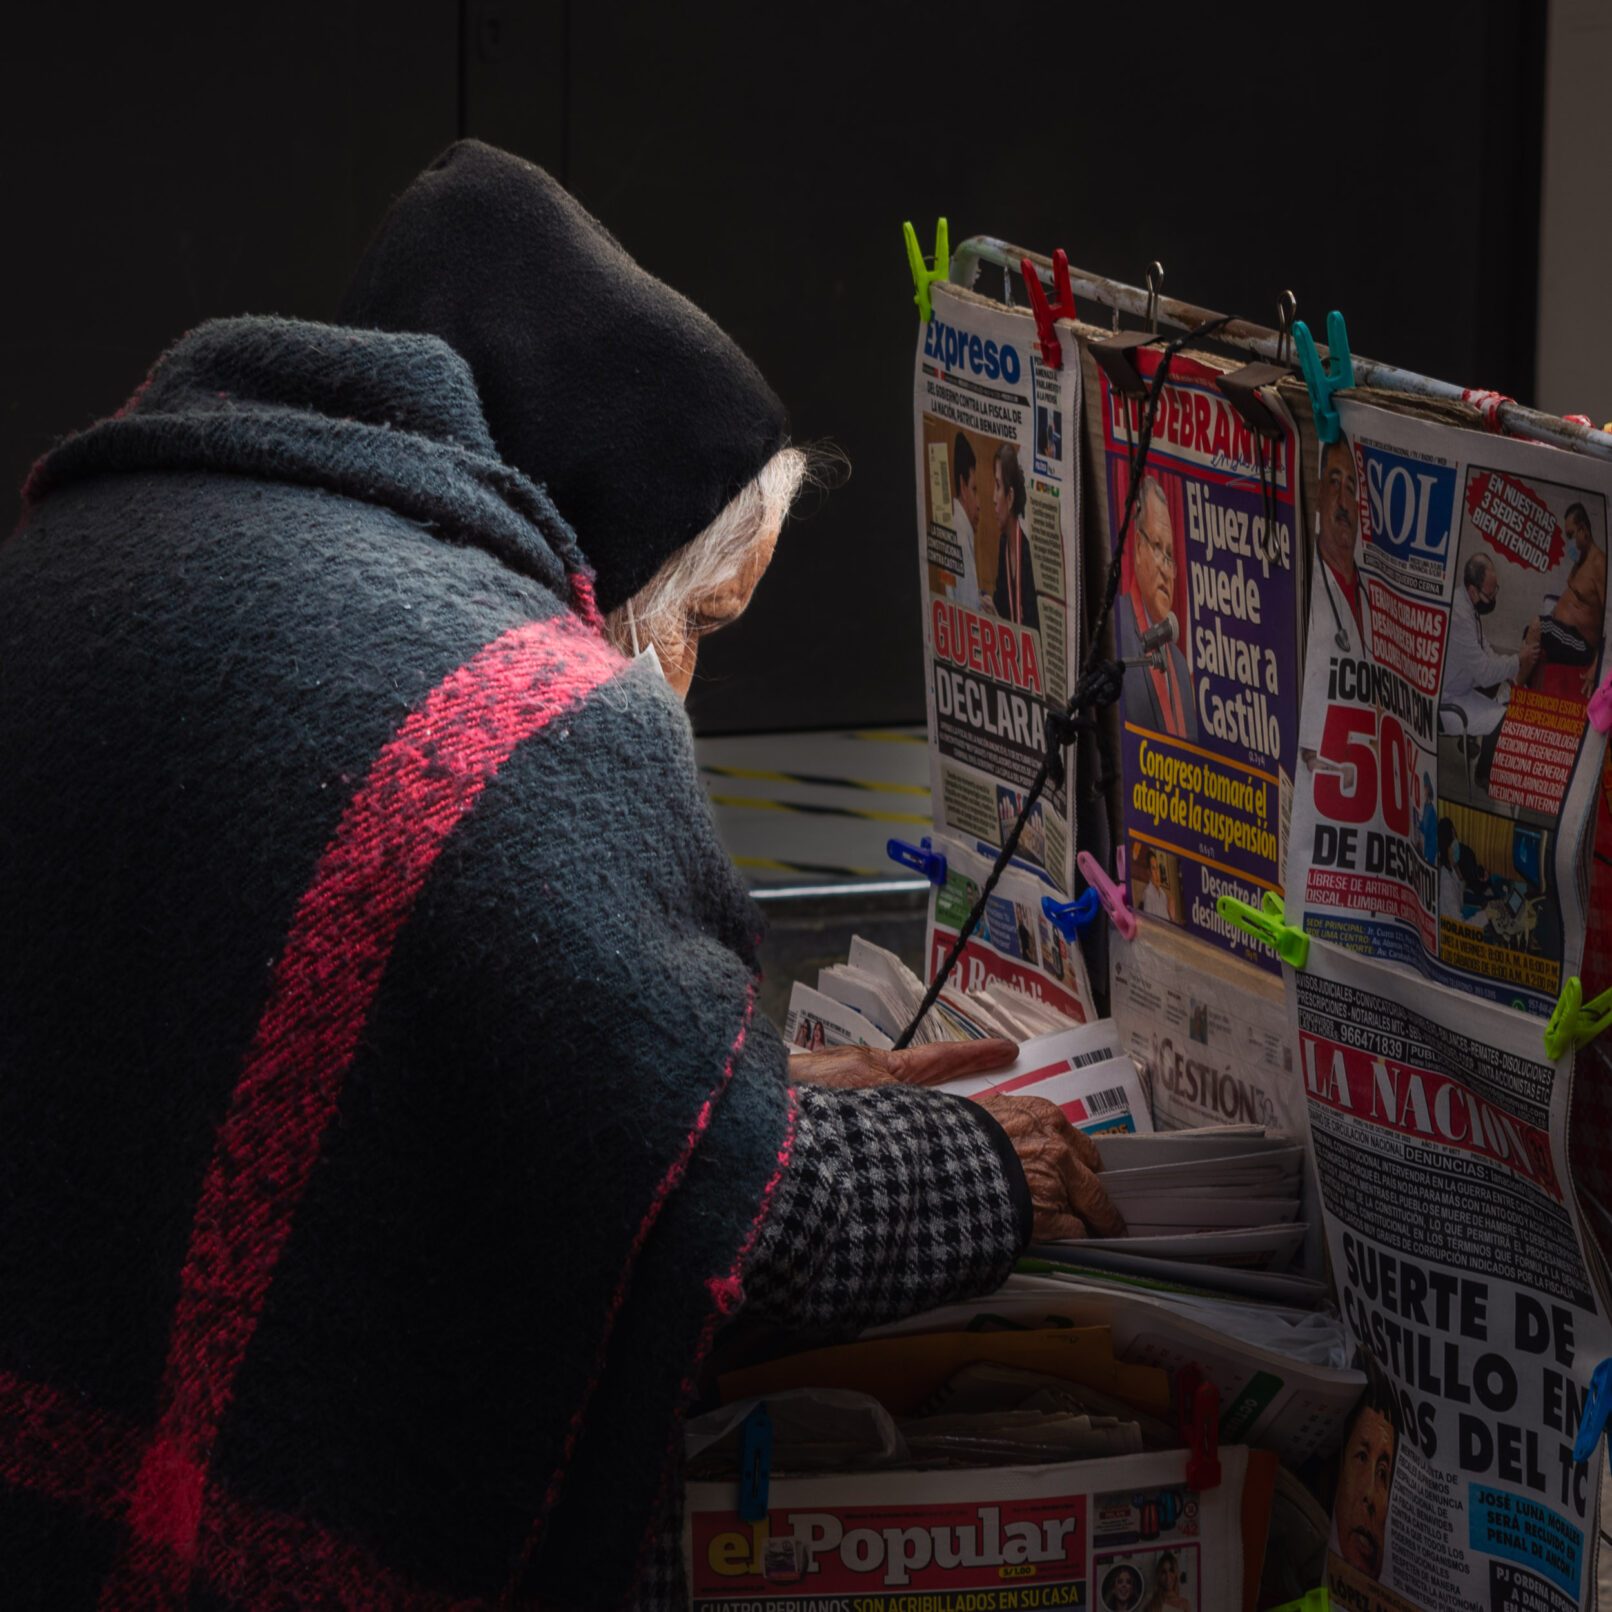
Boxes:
[1589,666,1612,735]
[1076,849,1137,942]
[1020,249,1077,370]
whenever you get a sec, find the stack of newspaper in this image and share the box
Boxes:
[783,934,1082,1051]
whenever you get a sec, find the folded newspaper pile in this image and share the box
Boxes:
[784,932,1084,1052]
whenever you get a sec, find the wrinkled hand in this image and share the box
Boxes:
[789,1038,1019,1090]
[976,1093,1126,1241]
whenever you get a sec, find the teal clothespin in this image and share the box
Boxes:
[1292,309,1354,444]
[1543,976,1612,1061]
[903,217,950,323]
[1216,893,1309,969]
[737,1402,772,1523]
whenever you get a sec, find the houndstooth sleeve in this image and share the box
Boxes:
[739,1084,1032,1332]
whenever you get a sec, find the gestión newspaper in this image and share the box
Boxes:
[916,283,1084,894]
[1292,940,1612,1612]
[1287,401,1612,1012]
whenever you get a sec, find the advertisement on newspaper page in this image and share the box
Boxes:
[1099,348,1302,972]
[1288,400,1612,1013]
[686,1447,1264,1612]
[1108,918,1304,1135]
[927,833,1097,1025]
[1292,940,1612,1612]
[916,283,1084,894]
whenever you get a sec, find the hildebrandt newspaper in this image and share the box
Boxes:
[1287,401,1611,1013]
[915,282,1084,894]
[1292,939,1612,1612]
[1098,348,1303,972]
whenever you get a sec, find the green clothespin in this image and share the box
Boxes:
[1217,893,1309,969]
[1544,976,1612,1060]
[903,217,950,323]
[1265,1591,1328,1612]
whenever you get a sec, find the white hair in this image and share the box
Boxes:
[604,446,809,659]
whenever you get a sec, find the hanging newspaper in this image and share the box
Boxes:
[1098,348,1303,971]
[926,831,1098,1024]
[1292,939,1612,1612]
[687,1446,1274,1612]
[1109,918,1305,1135]
[1287,400,1611,1013]
[915,282,1084,894]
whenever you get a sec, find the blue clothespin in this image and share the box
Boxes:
[1041,890,1100,941]
[738,1402,772,1523]
[1573,1358,1612,1472]
[1544,976,1612,1061]
[1293,310,1354,444]
[1217,892,1309,969]
[902,218,950,323]
[887,836,947,885]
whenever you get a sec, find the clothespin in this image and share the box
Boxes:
[1566,414,1593,428]
[1588,665,1612,734]
[1460,389,1514,434]
[1573,1359,1612,1473]
[903,218,950,323]
[1292,310,1354,444]
[1020,249,1077,370]
[738,1402,772,1523]
[1041,889,1101,941]
[1543,976,1612,1060]
[1265,1591,1330,1612]
[1075,849,1137,942]
[887,837,947,886]
[1217,360,1289,439]
[1216,892,1309,968]
[1176,1365,1222,1491]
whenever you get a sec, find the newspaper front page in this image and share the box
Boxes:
[1288,401,1611,1012]
[916,283,1085,894]
[686,1447,1265,1612]
[1291,939,1612,1612]
[1109,918,1303,1135]
[926,832,1097,1025]
[1098,349,1303,971]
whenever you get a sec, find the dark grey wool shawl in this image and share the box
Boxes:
[0,317,793,1609]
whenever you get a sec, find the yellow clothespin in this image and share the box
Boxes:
[1216,892,1309,969]
[903,217,949,323]
[1544,976,1612,1061]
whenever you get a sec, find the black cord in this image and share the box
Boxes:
[894,317,1233,1050]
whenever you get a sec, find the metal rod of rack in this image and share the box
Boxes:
[953,235,1612,462]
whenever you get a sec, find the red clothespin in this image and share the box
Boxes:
[1176,1365,1222,1491]
[1020,250,1077,370]
[1460,388,1514,433]
[1076,849,1137,942]
[1566,414,1593,428]
[1589,666,1612,735]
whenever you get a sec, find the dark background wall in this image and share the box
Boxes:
[3,2,1546,732]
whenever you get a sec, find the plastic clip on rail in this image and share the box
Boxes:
[1076,849,1136,942]
[1021,248,1077,370]
[887,836,948,886]
[738,1402,773,1523]
[1041,889,1102,941]
[1216,891,1309,969]
[1573,1358,1612,1474]
[1175,1365,1222,1492]
[1543,976,1612,1061]
[1293,310,1354,445]
[903,217,950,324]
[1588,665,1612,734]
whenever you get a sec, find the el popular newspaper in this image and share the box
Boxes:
[1292,938,1612,1612]
[915,283,1084,895]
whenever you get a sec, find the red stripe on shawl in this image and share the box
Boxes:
[97,614,627,1607]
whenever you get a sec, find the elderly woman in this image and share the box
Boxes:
[0,142,1117,1609]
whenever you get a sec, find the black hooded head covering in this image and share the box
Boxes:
[338,140,790,614]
